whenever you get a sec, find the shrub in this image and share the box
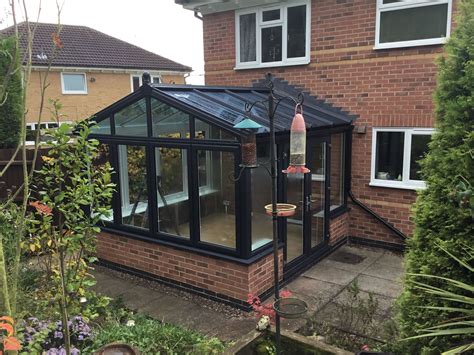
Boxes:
[395,1,474,354]
[85,314,225,354]
[0,36,23,149]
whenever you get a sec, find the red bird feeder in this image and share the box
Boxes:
[283,105,310,174]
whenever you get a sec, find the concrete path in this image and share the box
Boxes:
[92,245,404,342]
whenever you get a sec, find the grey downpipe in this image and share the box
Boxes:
[348,190,407,241]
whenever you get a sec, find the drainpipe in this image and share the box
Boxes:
[348,190,407,241]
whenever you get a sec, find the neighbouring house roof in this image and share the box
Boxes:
[0,22,192,72]
[92,75,356,136]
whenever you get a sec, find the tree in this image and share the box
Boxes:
[396,1,474,354]
[0,36,23,149]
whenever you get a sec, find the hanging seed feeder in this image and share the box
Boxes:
[283,105,310,174]
[234,118,262,168]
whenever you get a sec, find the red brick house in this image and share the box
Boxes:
[92,0,455,308]
[177,0,455,248]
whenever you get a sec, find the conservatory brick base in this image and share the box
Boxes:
[96,232,283,306]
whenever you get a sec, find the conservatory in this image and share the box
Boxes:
[90,75,355,307]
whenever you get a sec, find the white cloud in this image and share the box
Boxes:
[0,0,204,84]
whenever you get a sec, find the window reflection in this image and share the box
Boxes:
[151,98,190,138]
[115,99,148,136]
[119,145,149,229]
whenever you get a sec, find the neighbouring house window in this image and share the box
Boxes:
[235,1,310,69]
[371,128,434,189]
[198,150,236,249]
[330,133,345,209]
[61,73,87,94]
[375,0,452,49]
[119,145,149,229]
[26,122,64,145]
[131,74,161,92]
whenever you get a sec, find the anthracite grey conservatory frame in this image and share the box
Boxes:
[89,76,355,275]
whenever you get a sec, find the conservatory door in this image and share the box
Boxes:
[305,138,328,251]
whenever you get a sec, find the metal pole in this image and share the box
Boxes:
[268,81,281,355]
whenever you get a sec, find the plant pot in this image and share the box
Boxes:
[94,342,140,355]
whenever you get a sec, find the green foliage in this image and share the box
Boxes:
[0,36,23,148]
[26,118,114,352]
[85,313,225,354]
[395,1,474,353]
[403,244,474,354]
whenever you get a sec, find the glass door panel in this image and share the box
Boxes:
[286,173,304,262]
[308,141,326,248]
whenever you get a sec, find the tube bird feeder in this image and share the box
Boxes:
[283,105,310,174]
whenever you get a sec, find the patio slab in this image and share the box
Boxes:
[361,261,404,282]
[303,264,360,285]
[354,274,404,298]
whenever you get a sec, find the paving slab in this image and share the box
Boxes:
[332,288,395,315]
[378,252,405,270]
[303,263,359,285]
[362,261,404,283]
[354,274,403,298]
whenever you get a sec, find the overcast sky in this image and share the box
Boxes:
[0,0,205,84]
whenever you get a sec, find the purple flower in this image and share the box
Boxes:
[54,330,63,339]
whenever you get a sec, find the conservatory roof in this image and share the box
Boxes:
[92,77,356,136]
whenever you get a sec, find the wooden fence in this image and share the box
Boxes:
[0,147,48,201]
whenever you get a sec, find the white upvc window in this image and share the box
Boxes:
[375,0,452,49]
[61,73,87,94]
[370,128,434,190]
[26,121,70,145]
[131,74,161,92]
[235,0,311,70]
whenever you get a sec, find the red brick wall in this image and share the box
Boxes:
[329,211,349,246]
[97,231,283,302]
[202,0,458,246]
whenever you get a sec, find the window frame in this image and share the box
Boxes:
[130,74,161,92]
[235,0,311,70]
[61,72,88,94]
[370,127,434,190]
[375,0,452,50]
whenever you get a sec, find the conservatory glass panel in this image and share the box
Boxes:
[156,147,190,239]
[198,150,236,249]
[251,144,272,250]
[90,117,111,135]
[119,145,149,229]
[93,143,113,222]
[151,98,190,138]
[195,118,237,140]
[115,99,148,136]
[330,133,345,208]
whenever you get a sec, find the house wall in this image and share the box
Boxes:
[201,0,458,247]
[97,231,283,304]
[25,70,186,123]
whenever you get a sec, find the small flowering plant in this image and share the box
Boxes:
[22,316,93,354]
[247,289,292,323]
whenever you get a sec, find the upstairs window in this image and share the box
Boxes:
[131,74,161,92]
[371,128,434,189]
[375,0,452,49]
[235,1,310,69]
[61,73,87,94]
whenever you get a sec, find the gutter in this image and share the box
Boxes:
[348,190,407,241]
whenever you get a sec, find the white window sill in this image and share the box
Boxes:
[62,91,88,95]
[234,58,310,70]
[369,180,426,191]
[374,37,447,50]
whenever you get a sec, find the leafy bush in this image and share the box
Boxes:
[0,36,23,149]
[395,1,474,354]
[85,313,225,354]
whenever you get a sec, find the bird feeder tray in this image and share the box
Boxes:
[264,203,297,217]
[273,297,308,319]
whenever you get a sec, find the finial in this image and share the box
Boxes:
[142,72,151,85]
